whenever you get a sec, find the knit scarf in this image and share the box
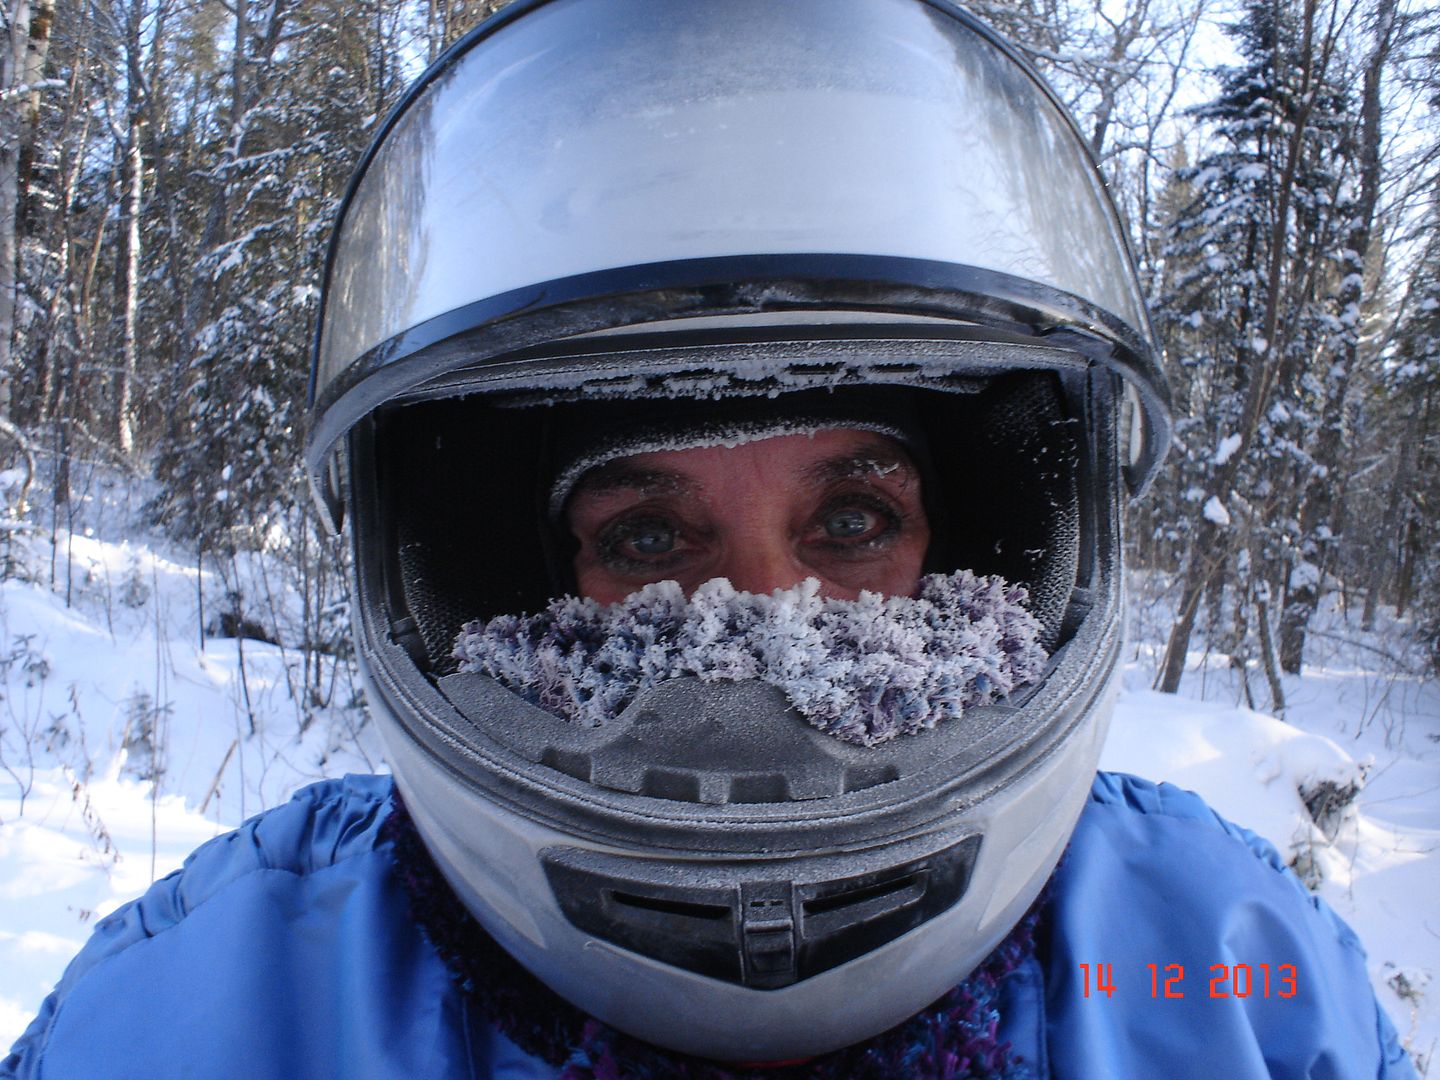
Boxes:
[452,572,1047,749]
[382,793,1040,1080]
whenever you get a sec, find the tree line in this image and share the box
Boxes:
[0,0,1435,700]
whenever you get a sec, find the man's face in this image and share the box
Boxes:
[565,429,930,604]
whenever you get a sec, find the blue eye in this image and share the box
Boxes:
[594,513,690,572]
[825,508,873,538]
[630,524,677,555]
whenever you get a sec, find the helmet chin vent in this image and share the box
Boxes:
[541,833,982,989]
[435,674,1017,804]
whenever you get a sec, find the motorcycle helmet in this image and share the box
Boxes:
[306,0,1171,1062]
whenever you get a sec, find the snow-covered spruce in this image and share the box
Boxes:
[452,572,1048,747]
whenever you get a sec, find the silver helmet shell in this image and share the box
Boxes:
[309,0,1169,1062]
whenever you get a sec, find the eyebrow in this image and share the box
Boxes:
[802,449,918,487]
[570,444,920,503]
[570,463,699,499]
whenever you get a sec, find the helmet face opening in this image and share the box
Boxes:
[373,367,1086,673]
[308,0,1168,1061]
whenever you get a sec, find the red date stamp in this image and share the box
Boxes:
[1078,963,1298,999]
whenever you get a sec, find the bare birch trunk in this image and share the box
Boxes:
[116,118,141,455]
[0,0,28,422]
[1255,584,1286,716]
[0,0,53,422]
[113,0,155,458]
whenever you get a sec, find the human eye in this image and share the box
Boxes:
[598,513,692,569]
[623,519,678,555]
[824,506,882,539]
[810,495,900,550]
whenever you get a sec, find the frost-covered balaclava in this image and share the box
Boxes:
[454,573,1048,747]
[543,388,937,521]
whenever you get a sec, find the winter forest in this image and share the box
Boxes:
[0,0,1438,1069]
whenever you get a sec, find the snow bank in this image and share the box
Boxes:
[1103,688,1365,868]
[0,479,379,1049]
[1117,590,1440,1071]
[0,764,224,1049]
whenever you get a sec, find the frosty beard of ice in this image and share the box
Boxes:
[452,572,1048,748]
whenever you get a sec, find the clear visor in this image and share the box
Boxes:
[315,0,1151,396]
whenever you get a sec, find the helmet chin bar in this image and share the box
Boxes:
[538,829,984,991]
[375,646,1117,1062]
[426,676,1000,988]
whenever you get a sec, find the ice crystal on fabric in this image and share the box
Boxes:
[453,572,1047,746]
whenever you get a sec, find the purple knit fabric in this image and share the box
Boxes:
[381,793,1039,1080]
[453,572,1047,748]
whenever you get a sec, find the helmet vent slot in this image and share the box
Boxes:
[541,833,981,989]
[802,873,924,919]
[729,773,793,804]
[610,891,730,922]
[641,767,703,803]
[843,764,902,793]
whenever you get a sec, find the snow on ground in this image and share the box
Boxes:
[0,765,223,1045]
[1117,585,1440,1073]
[0,476,1436,1072]
[0,468,380,1051]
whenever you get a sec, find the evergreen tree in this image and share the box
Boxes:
[1153,0,1360,699]
[150,0,409,550]
[1356,242,1440,669]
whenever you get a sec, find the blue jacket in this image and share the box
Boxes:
[4,772,1416,1079]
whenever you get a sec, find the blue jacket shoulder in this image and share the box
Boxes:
[1045,771,1415,1080]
